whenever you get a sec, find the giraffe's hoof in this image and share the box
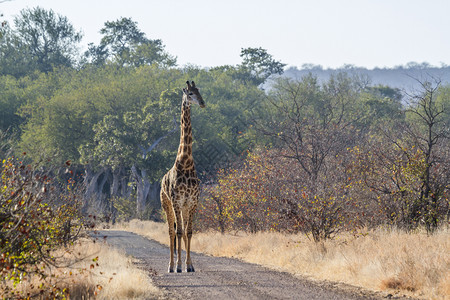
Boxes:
[186,266,195,272]
[176,267,182,273]
[168,268,174,273]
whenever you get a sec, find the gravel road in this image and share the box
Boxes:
[93,230,390,300]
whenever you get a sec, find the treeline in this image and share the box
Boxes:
[1,7,449,236]
[285,63,450,91]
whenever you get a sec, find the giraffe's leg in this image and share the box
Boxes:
[174,208,183,273]
[185,208,196,272]
[161,193,175,273]
[168,216,176,273]
[182,208,189,250]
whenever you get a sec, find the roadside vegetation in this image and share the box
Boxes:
[3,237,161,299]
[0,142,160,298]
[1,6,449,299]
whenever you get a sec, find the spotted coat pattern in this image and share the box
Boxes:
[160,81,205,273]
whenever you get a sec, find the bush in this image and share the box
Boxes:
[0,155,84,298]
[351,139,450,231]
[197,148,366,240]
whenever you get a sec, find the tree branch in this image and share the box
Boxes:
[140,116,177,159]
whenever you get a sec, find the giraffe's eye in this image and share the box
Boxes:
[189,92,193,96]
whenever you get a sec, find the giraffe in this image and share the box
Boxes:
[160,80,205,273]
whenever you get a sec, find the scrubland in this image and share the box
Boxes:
[120,219,449,300]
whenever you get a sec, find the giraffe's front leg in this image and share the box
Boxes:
[169,222,176,273]
[185,234,194,272]
[185,210,196,272]
[175,209,183,273]
[166,217,176,273]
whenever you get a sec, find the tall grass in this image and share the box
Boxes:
[4,238,162,299]
[120,220,449,299]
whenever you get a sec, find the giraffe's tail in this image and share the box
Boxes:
[173,222,177,256]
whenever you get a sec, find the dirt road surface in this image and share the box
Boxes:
[94,230,390,300]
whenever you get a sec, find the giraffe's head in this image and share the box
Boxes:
[183,81,205,108]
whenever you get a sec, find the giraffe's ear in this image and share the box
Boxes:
[182,88,188,95]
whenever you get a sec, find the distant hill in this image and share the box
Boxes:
[283,63,450,92]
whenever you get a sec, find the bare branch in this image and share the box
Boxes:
[140,116,177,159]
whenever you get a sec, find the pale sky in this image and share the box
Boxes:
[1,0,449,69]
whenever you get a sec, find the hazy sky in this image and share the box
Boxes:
[1,0,449,69]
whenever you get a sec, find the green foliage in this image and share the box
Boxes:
[182,66,266,173]
[0,75,27,132]
[9,58,268,219]
[111,196,136,222]
[0,7,82,77]
[112,195,157,222]
[85,17,176,67]
[237,47,286,85]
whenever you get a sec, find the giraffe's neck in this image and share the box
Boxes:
[176,99,194,170]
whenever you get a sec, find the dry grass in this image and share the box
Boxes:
[84,240,162,299]
[6,238,162,299]
[119,219,450,300]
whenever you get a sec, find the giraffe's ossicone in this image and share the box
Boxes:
[160,80,205,273]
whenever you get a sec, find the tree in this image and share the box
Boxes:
[0,24,35,77]
[263,74,361,182]
[0,7,82,76]
[85,17,176,67]
[352,78,450,231]
[354,84,404,132]
[177,65,266,174]
[236,47,286,85]
[249,74,367,239]
[0,11,5,39]
[404,78,450,231]
[0,75,26,131]
[84,43,108,66]
[0,1,11,38]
